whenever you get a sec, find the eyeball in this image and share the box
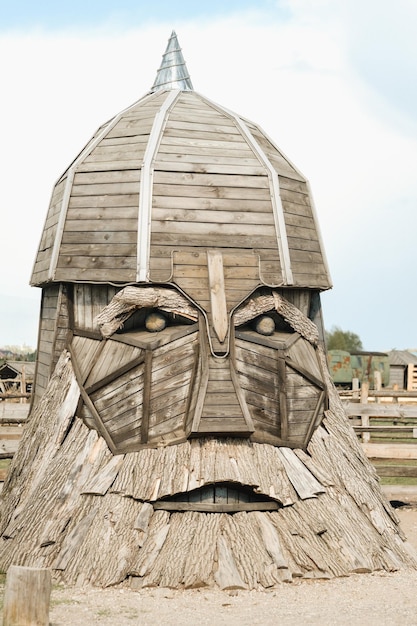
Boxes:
[254,315,275,336]
[145,312,167,332]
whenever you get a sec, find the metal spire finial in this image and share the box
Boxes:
[151,31,193,92]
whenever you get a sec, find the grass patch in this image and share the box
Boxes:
[0,459,11,471]
[123,607,139,619]
[373,459,417,466]
[379,476,417,485]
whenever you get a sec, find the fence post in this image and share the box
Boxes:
[374,370,382,403]
[3,565,51,626]
[352,378,359,399]
[20,365,26,405]
[360,381,370,443]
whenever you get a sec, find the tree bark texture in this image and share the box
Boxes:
[0,344,416,589]
[95,286,198,338]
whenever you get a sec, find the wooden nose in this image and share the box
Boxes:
[207,249,228,344]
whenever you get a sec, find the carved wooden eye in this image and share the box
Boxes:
[254,315,275,336]
[145,311,167,332]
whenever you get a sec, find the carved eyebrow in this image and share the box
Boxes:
[233,291,318,345]
[95,285,198,338]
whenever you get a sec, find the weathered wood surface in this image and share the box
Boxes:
[0,348,415,590]
[344,402,417,418]
[362,443,417,460]
[95,286,198,338]
[3,565,52,626]
[375,465,417,478]
[31,90,331,290]
[0,404,29,420]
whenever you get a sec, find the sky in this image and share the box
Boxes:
[0,0,416,352]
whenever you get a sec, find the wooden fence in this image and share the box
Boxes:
[0,400,29,487]
[342,381,417,495]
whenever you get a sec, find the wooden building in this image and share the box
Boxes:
[0,33,415,589]
[388,350,417,390]
[0,361,34,397]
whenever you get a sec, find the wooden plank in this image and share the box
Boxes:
[86,342,138,383]
[153,182,270,200]
[158,134,252,151]
[165,119,240,134]
[156,152,260,166]
[0,426,25,438]
[69,194,139,210]
[234,349,278,381]
[69,344,117,454]
[71,181,140,196]
[151,331,199,368]
[151,232,278,249]
[0,416,27,425]
[84,150,146,164]
[62,218,137,232]
[190,326,210,433]
[362,443,417,459]
[237,372,278,399]
[66,207,138,221]
[375,465,417,478]
[154,170,270,189]
[158,141,253,158]
[152,207,274,225]
[85,353,145,394]
[150,352,195,385]
[62,230,137,244]
[241,389,280,419]
[195,417,252,435]
[153,501,279,512]
[0,440,19,456]
[154,161,266,176]
[287,340,322,380]
[76,159,143,175]
[206,250,228,343]
[58,254,137,271]
[286,359,325,390]
[55,267,136,282]
[152,219,275,237]
[345,403,417,418]
[277,357,288,441]
[81,455,125,495]
[151,368,194,399]
[73,169,142,185]
[282,199,313,218]
[93,372,144,414]
[353,426,415,433]
[278,447,325,499]
[279,176,308,193]
[148,414,187,442]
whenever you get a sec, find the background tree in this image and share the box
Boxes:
[325,326,363,352]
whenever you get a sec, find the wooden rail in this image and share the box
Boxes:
[341,381,417,489]
[0,393,31,400]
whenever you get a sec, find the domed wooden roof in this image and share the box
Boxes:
[31,32,331,291]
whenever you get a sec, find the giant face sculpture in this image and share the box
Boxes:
[31,34,331,458]
[6,34,413,590]
[69,258,327,454]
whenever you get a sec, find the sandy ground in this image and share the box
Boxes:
[27,505,417,626]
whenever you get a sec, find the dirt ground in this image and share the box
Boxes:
[29,505,417,626]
